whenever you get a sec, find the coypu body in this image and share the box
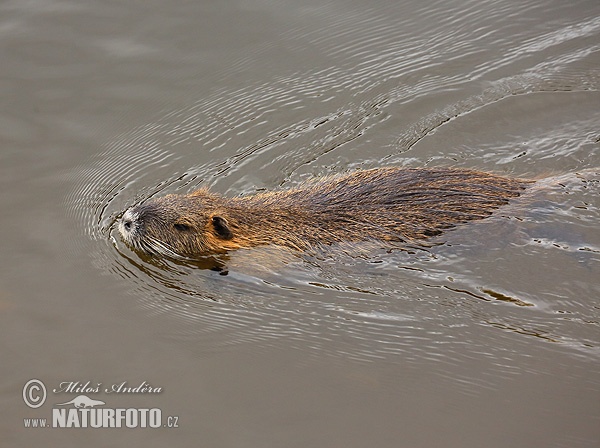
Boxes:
[119,167,531,259]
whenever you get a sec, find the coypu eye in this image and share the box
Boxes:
[174,223,192,232]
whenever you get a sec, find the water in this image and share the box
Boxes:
[1,0,599,446]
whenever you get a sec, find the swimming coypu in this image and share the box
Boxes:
[118,167,532,259]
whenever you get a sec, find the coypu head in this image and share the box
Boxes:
[118,189,238,259]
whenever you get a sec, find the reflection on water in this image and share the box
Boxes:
[64,0,600,377]
[2,0,598,445]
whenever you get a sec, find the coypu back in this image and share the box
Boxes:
[119,167,532,258]
[235,167,531,244]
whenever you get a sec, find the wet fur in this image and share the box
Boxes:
[119,167,532,258]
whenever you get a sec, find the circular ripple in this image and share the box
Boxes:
[65,0,600,374]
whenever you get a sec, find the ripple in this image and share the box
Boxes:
[65,0,600,377]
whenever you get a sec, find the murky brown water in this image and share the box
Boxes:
[2,0,599,446]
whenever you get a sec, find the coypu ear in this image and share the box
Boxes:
[211,216,234,240]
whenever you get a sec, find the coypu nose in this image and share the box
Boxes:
[119,208,140,238]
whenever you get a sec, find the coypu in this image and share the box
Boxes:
[118,167,532,259]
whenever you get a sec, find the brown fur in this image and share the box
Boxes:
[119,167,532,258]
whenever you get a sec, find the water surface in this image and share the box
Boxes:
[1,0,599,446]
